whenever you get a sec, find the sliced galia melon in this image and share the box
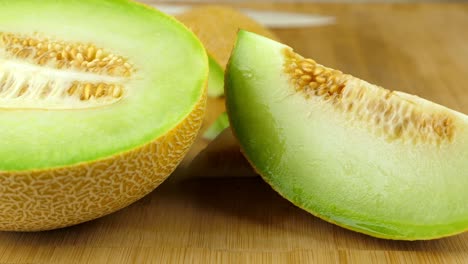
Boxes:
[225,31,468,240]
[177,6,279,97]
[0,0,207,231]
[203,112,229,140]
[176,6,279,174]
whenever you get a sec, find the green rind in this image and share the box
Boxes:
[0,0,208,171]
[225,30,468,240]
[207,55,225,97]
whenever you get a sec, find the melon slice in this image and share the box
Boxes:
[207,55,225,97]
[0,0,207,231]
[177,5,279,97]
[225,31,468,240]
[176,6,279,175]
[203,112,229,140]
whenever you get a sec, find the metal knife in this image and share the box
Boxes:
[153,4,335,28]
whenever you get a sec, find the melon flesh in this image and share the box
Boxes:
[207,55,225,97]
[203,112,229,140]
[0,0,207,231]
[225,31,468,240]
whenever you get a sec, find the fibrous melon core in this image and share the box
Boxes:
[284,49,454,145]
[0,32,134,109]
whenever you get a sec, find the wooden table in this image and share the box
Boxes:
[1,3,467,263]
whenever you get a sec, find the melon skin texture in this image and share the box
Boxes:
[225,31,468,240]
[0,99,205,231]
[0,0,207,231]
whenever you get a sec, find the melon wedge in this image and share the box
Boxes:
[203,112,229,140]
[177,5,279,97]
[225,31,468,240]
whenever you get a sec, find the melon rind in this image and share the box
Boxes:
[0,93,205,231]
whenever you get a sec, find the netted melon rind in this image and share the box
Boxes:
[0,92,206,231]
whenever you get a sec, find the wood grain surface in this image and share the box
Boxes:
[1,3,467,264]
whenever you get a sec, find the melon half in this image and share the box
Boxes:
[0,0,207,231]
[225,31,468,240]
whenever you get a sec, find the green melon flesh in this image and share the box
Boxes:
[0,0,207,171]
[207,56,225,97]
[225,31,468,240]
[203,112,229,140]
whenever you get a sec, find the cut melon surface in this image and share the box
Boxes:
[0,0,207,231]
[225,31,468,240]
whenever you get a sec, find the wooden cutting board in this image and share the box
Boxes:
[0,3,467,263]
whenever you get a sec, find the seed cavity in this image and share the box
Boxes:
[282,48,455,145]
[0,32,135,110]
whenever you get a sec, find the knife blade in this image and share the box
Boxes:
[153,4,335,28]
